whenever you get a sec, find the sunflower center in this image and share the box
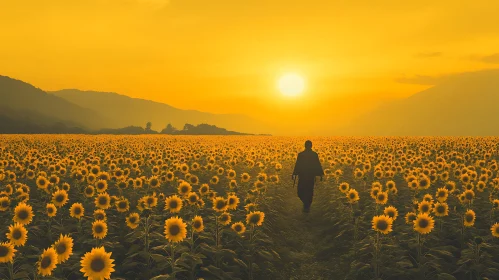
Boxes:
[56,195,65,202]
[249,214,260,224]
[216,201,225,209]
[12,229,22,240]
[235,225,242,231]
[422,205,429,212]
[376,220,388,231]
[147,198,154,204]
[85,188,93,194]
[55,243,66,254]
[48,207,54,213]
[169,225,180,236]
[74,207,82,215]
[41,256,52,269]
[0,246,8,257]
[130,217,137,223]
[465,214,474,222]
[437,206,445,213]
[1,200,8,207]
[95,225,103,233]
[194,221,201,228]
[90,258,105,272]
[118,202,127,208]
[98,197,108,205]
[18,210,29,220]
[418,219,429,228]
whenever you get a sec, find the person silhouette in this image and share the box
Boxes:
[292,140,324,213]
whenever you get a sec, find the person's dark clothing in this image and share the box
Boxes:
[292,148,324,212]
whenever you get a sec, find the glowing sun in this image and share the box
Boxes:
[277,73,305,96]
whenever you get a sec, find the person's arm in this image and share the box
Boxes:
[292,153,301,179]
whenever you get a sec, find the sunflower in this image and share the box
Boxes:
[241,173,251,183]
[418,176,431,189]
[46,203,57,217]
[231,222,246,235]
[178,181,192,197]
[413,213,435,234]
[422,194,434,203]
[375,191,388,205]
[213,197,228,212]
[491,223,499,238]
[345,189,359,204]
[219,212,232,225]
[95,180,108,193]
[418,201,432,214]
[149,176,160,188]
[53,234,73,263]
[246,211,265,226]
[463,190,475,202]
[115,199,129,213]
[95,193,111,210]
[70,203,85,219]
[371,215,393,234]
[386,180,396,190]
[199,184,210,196]
[244,203,258,212]
[6,223,28,246]
[126,213,140,229]
[92,220,108,239]
[14,202,34,225]
[187,192,199,205]
[0,242,16,263]
[0,196,10,211]
[464,209,476,227]
[229,179,238,189]
[93,209,107,221]
[370,187,381,199]
[493,199,499,209]
[36,176,49,190]
[164,216,187,243]
[80,247,115,280]
[52,189,69,207]
[405,212,417,224]
[164,195,183,213]
[210,176,219,185]
[84,185,95,198]
[227,194,240,210]
[433,202,449,217]
[192,215,204,233]
[436,188,449,203]
[338,182,350,193]
[38,247,58,276]
[383,206,398,220]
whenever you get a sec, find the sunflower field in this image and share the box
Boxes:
[2,136,499,280]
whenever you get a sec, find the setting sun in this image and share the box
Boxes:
[277,73,305,97]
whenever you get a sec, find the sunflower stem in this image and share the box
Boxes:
[7,261,14,280]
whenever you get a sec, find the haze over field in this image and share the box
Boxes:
[1,1,499,135]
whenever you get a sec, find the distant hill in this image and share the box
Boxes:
[338,69,499,136]
[50,89,271,135]
[0,76,105,130]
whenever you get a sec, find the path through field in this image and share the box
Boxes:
[265,175,348,280]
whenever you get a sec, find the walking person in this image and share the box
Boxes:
[292,140,324,213]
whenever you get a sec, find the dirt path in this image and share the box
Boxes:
[265,178,345,279]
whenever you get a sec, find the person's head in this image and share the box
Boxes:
[305,140,312,150]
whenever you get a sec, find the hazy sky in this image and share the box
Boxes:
[1,0,499,134]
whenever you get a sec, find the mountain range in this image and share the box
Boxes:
[337,69,499,136]
[1,69,499,136]
[0,75,271,134]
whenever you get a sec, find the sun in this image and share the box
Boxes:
[277,73,305,96]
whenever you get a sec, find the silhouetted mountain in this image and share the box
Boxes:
[0,76,105,129]
[0,108,86,134]
[95,126,156,135]
[339,69,499,136]
[50,89,271,135]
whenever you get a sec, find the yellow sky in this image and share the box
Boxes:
[1,0,499,135]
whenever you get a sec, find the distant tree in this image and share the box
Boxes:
[146,122,152,131]
[183,123,195,131]
[161,123,177,134]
